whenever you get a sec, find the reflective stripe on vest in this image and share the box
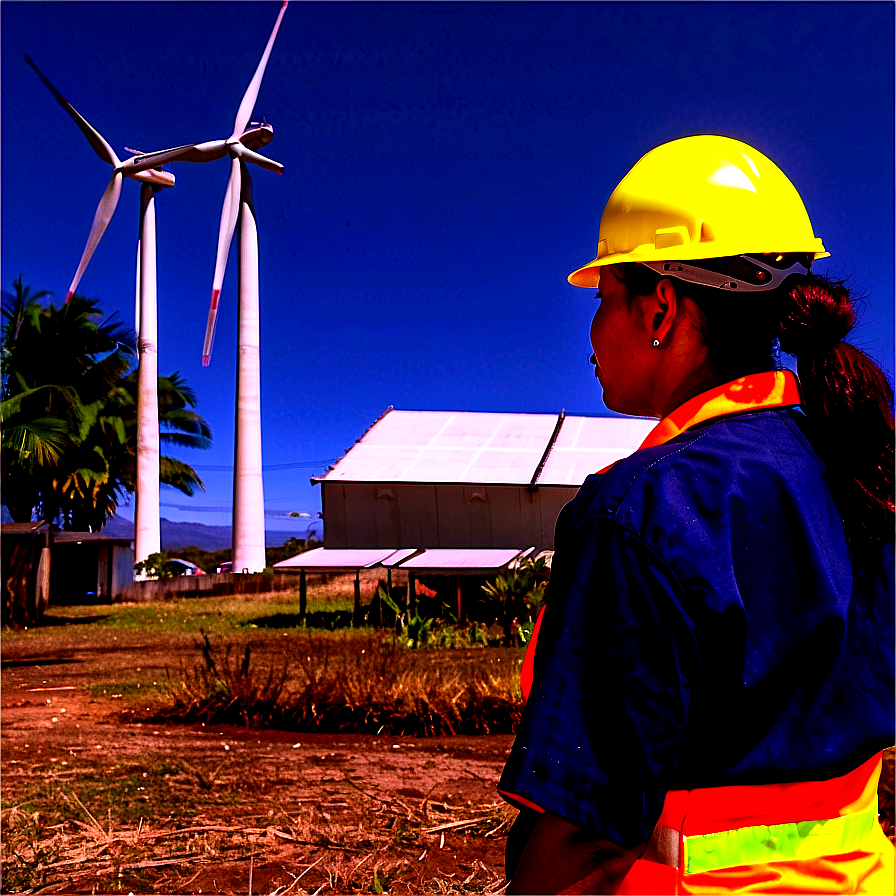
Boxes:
[683,796,880,874]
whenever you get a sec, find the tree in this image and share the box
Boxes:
[1,279,211,530]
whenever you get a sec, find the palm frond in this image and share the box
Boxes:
[1,416,73,467]
[160,456,206,496]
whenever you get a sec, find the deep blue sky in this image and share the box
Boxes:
[3,2,893,530]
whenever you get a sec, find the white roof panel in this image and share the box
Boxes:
[538,416,655,485]
[274,547,416,569]
[397,547,527,571]
[317,409,656,487]
[321,410,558,484]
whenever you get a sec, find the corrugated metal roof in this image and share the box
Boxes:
[316,409,655,486]
[273,547,416,570]
[537,416,655,485]
[1,522,50,534]
[397,547,527,571]
[54,532,133,544]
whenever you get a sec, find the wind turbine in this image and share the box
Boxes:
[110,1,288,573]
[208,0,287,574]
[24,54,172,567]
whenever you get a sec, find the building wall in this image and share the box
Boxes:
[322,481,579,550]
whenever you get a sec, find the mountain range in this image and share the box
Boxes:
[101,515,318,552]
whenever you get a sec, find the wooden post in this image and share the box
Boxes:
[353,569,362,624]
[36,528,51,616]
[299,569,307,618]
[382,568,392,627]
[456,575,462,621]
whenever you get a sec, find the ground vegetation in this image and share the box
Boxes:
[1,582,518,893]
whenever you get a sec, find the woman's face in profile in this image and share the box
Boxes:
[589,266,655,416]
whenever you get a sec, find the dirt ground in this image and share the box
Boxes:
[1,629,514,894]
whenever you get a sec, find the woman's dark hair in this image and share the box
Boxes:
[615,261,895,552]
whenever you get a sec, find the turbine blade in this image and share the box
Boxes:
[230,1,288,140]
[24,54,120,168]
[230,142,284,174]
[66,171,123,301]
[203,157,242,365]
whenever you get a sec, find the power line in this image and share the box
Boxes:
[159,503,321,518]
[190,459,335,472]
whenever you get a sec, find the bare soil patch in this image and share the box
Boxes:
[2,613,514,894]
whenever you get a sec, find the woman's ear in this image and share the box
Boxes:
[651,278,678,346]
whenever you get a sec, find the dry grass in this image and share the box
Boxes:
[1,760,514,894]
[150,631,523,737]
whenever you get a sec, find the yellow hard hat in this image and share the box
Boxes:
[568,135,829,289]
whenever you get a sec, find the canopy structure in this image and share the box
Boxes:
[272,546,528,574]
[273,547,417,571]
[271,545,537,622]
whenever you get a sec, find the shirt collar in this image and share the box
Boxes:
[598,370,802,474]
[640,369,801,450]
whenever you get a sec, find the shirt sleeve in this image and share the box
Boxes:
[498,517,700,848]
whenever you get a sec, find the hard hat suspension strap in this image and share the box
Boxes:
[641,254,811,293]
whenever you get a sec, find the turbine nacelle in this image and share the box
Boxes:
[117,126,282,177]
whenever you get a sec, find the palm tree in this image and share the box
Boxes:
[2,283,124,524]
[1,280,211,530]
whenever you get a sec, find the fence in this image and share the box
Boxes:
[116,571,304,602]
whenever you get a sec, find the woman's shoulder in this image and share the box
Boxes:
[569,407,824,530]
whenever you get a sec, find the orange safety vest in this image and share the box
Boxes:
[615,751,893,895]
[516,371,895,893]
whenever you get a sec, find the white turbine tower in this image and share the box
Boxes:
[110,1,288,572]
[25,54,172,565]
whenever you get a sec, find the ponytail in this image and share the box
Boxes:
[779,277,895,551]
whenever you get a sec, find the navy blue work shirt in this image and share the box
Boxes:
[499,405,895,848]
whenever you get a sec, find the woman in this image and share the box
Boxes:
[498,135,894,894]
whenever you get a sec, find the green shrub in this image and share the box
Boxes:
[481,556,549,645]
[133,552,179,579]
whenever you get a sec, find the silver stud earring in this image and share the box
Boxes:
[653,338,660,348]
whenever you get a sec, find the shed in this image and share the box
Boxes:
[313,408,654,552]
